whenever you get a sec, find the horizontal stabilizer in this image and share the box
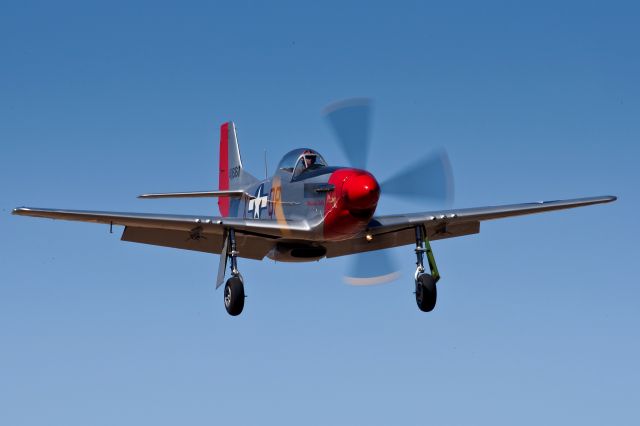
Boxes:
[137,190,253,199]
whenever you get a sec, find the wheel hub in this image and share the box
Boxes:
[224,285,232,307]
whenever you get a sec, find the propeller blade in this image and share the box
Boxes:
[323,98,372,170]
[344,249,401,286]
[381,149,455,206]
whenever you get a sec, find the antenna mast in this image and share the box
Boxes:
[264,150,268,180]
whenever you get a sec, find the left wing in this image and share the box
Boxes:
[12,207,311,259]
[325,195,616,258]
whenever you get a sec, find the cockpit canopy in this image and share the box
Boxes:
[277,148,328,177]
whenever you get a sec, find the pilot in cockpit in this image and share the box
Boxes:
[302,150,317,169]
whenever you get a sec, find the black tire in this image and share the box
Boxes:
[415,273,437,312]
[224,276,245,316]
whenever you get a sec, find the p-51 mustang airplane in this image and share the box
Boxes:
[13,99,616,316]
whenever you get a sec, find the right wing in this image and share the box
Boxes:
[325,195,616,258]
[12,207,310,260]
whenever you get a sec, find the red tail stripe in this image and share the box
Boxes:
[218,123,230,217]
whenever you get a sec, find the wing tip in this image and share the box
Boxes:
[12,207,29,215]
[545,195,617,205]
[588,195,617,205]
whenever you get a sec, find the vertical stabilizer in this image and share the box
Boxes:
[218,122,258,217]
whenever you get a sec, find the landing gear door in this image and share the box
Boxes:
[216,229,229,289]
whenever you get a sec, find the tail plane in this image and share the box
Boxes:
[137,121,258,217]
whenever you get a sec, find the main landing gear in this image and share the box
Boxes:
[220,225,440,316]
[223,229,245,316]
[414,226,439,312]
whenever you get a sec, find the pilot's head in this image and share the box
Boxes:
[303,151,317,168]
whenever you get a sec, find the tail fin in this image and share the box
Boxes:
[219,122,258,216]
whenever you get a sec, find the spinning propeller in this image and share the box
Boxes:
[323,98,455,285]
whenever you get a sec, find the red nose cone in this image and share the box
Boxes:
[344,173,380,211]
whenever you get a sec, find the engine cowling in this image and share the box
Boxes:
[323,168,380,240]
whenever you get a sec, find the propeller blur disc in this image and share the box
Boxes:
[323,97,455,284]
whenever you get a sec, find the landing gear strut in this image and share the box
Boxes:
[223,229,245,316]
[414,226,439,312]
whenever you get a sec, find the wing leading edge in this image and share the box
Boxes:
[370,195,616,232]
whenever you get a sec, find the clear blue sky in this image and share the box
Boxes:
[1,1,638,425]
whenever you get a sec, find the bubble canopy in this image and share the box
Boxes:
[277,148,328,176]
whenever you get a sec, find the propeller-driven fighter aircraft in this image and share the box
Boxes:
[13,99,616,316]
